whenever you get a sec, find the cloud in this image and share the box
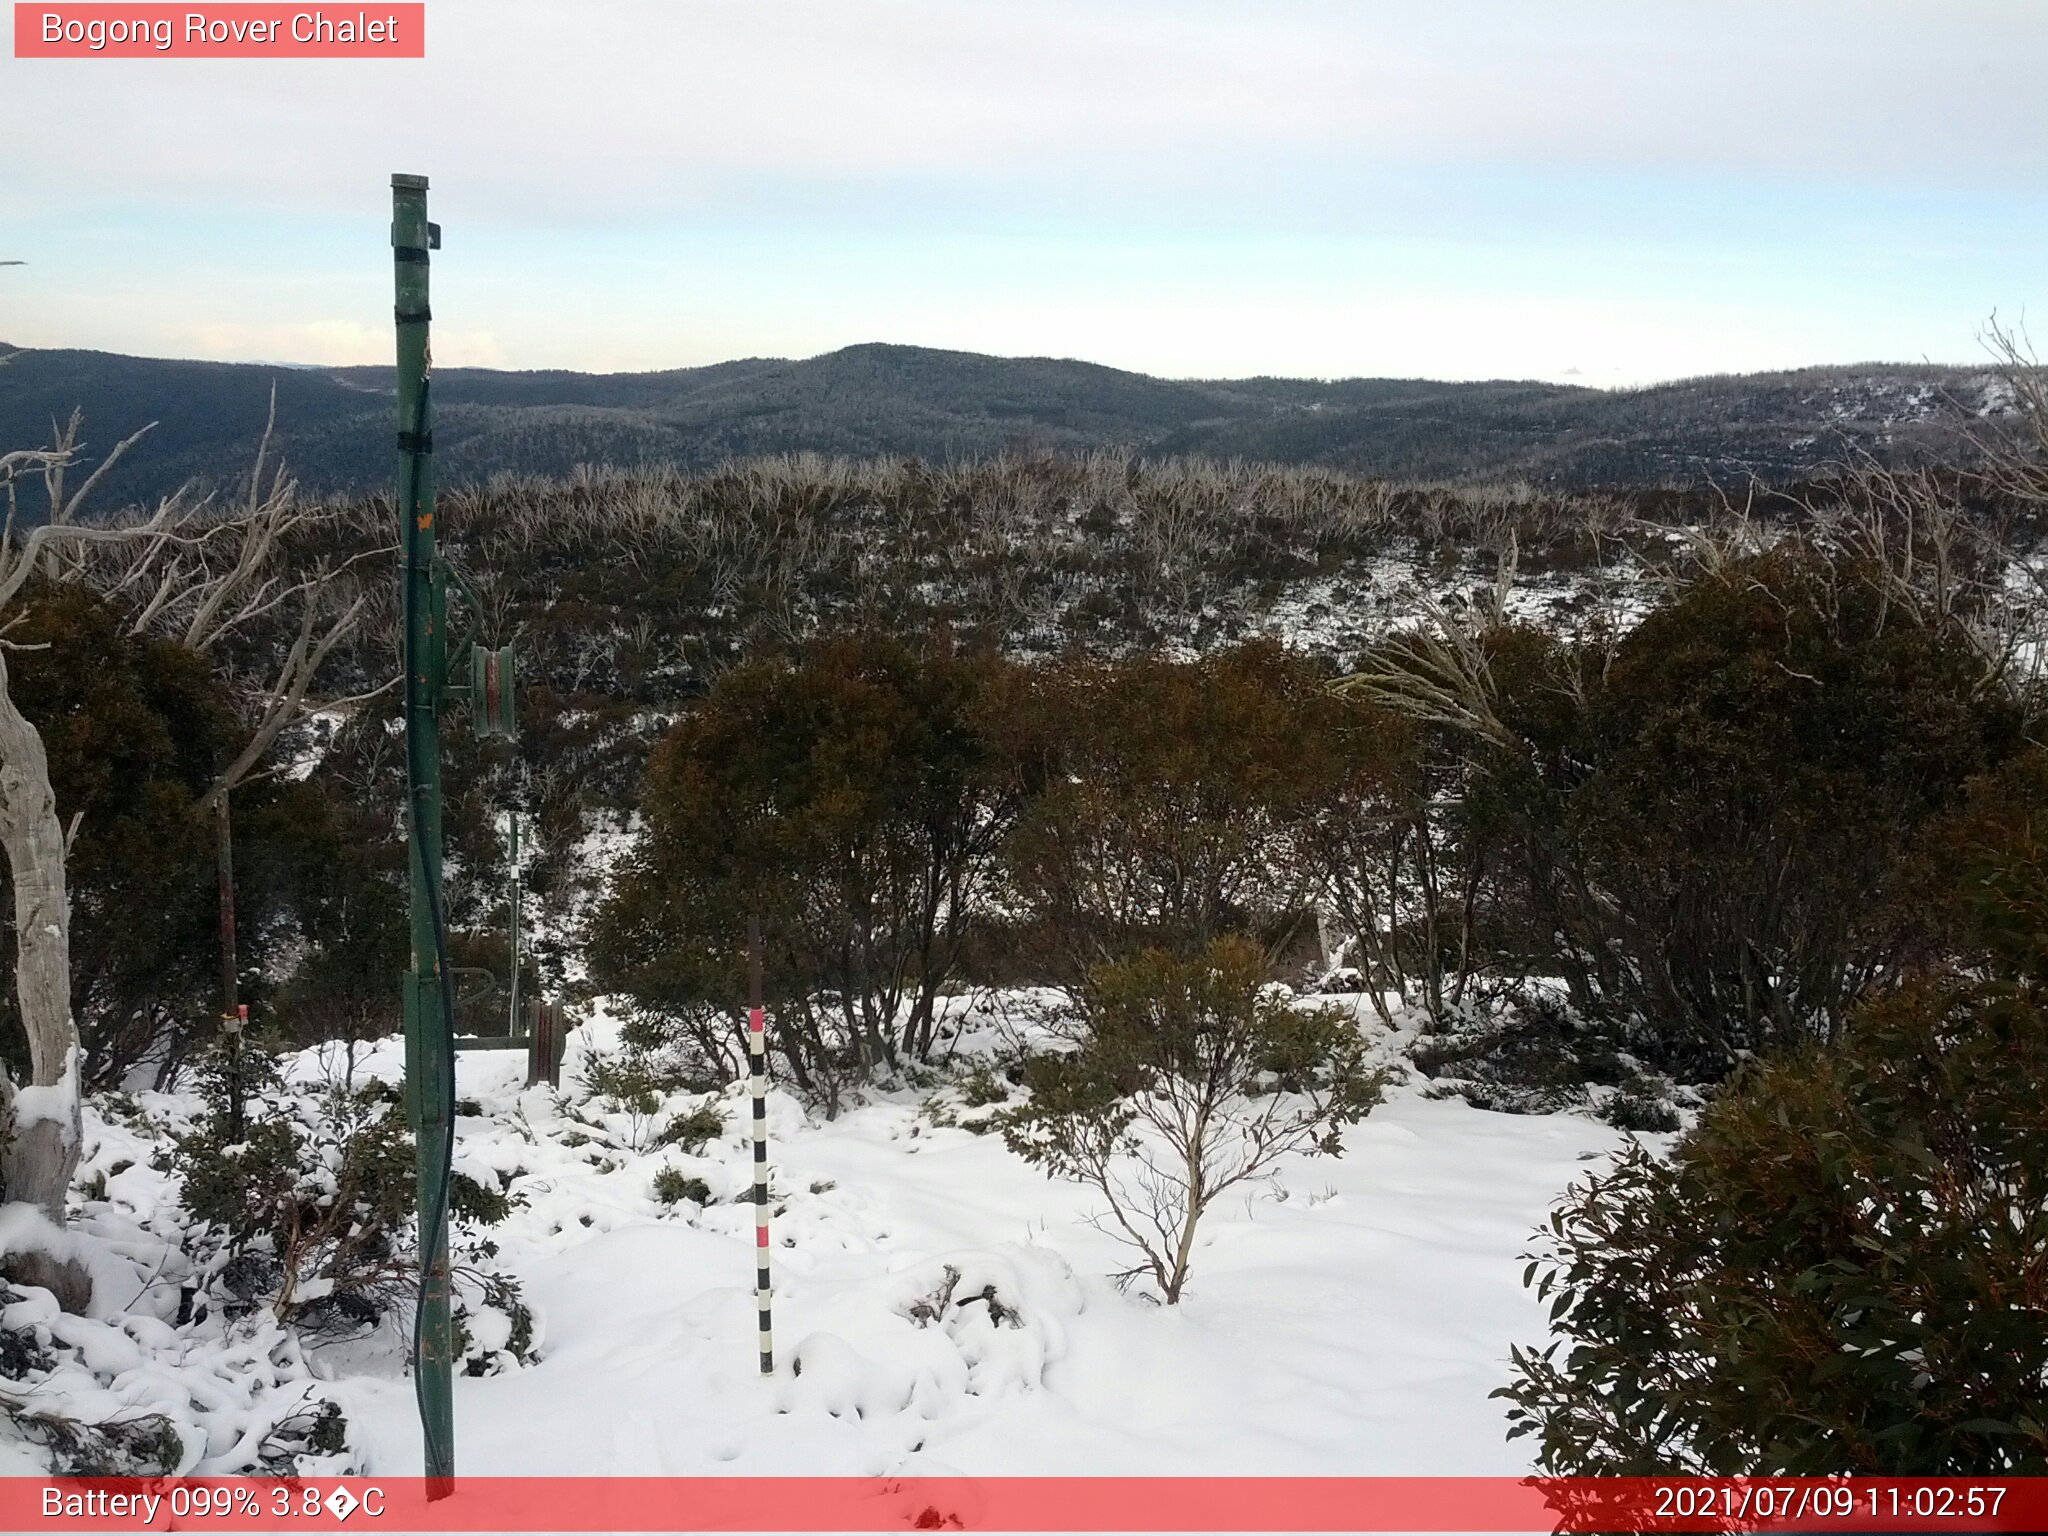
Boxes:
[7,1,2045,220]
[3,0,2043,378]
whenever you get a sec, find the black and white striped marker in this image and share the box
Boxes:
[747,917,773,1375]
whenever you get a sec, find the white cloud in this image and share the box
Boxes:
[7,1,2044,216]
[2,1,2042,377]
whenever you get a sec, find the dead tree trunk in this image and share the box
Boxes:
[216,796,237,1015]
[0,647,80,1219]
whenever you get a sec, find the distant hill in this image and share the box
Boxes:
[0,340,2009,512]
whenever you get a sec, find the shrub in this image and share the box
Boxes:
[163,1048,418,1327]
[593,632,1024,1106]
[1001,642,1353,987]
[956,1061,1010,1108]
[1497,975,2048,1473]
[654,1100,725,1154]
[159,1047,518,1335]
[452,1269,541,1376]
[1411,992,1629,1115]
[1001,937,1381,1302]
[1596,1088,1681,1135]
[0,586,235,1088]
[1490,745,2048,1482]
[1497,777,2048,1475]
[651,1167,712,1207]
[1364,548,2027,1078]
[0,1396,186,1477]
[449,1170,514,1226]
[1555,548,2023,1068]
[577,1037,710,1150]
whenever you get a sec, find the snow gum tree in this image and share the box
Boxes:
[0,431,178,1258]
[1001,936,1381,1303]
[0,413,363,1279]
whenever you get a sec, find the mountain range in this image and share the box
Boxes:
[0,340,2007,512]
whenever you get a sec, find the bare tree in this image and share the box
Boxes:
[0,406,387,1253]
[0,441,193,1244]
[76,398,392,1039]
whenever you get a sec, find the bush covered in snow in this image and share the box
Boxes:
[158,1045,416,1331]
[0,1261,361,1476]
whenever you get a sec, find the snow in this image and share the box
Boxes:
[321,1003,1624,1478]
[9,1043,78,1128]
[5,993,1634,1480]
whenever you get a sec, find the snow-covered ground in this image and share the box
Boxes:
[6,992,1639,1480]
[264,1003,1633,1475]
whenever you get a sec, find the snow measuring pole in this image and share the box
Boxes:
[392,173,517,1495]
[748,916,774,1374]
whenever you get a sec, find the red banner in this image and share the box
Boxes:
[12,4,424,58]
[3,1476,2045,1533]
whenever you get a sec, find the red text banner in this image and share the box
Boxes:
[13,4,424,57]
[3,1476,2046,1533]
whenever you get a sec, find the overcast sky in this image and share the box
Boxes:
[2,0,2043,383]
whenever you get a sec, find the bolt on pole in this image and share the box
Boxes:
[392,170,456,1495]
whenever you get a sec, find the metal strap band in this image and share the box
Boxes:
[393,245,433,264]
[397,430,434,455]
[395,305,433,324]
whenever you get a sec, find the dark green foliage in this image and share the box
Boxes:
[1002,937,1381,1302]
[0,587,232,1085]
[1,1397,185,1477]
[452,1269,540,1376]
[593,632,1024,1105]
[1002,641,1352,984]
[1596,1088,1682,1134]
[956,1062,1010,1109]
[161,1044,420,1326]
[256,1397,350,1471]
[579,1044,686,1117]
[0,585,354,1087]
[0,1287,53,1378]
[651,1167,712,1207]
[1496,772,2048,1473]
[654,1100,725,1154]
[449,1170,513,1226]
[261,777,408,1061]
[1573,549,2016,1057]
[1439,549,2025,1077]
[1411,993,1646,1116]
[1498,984,2048,1473]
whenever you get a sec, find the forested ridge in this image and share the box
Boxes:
[0,340,2012,512]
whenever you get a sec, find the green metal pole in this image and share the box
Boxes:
[392,171,455,1494]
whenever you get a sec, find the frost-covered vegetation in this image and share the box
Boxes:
[5,369,2048,1475]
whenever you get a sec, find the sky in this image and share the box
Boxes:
[2,0,2044,385]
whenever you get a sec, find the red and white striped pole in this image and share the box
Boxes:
[747,915,773,1375]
